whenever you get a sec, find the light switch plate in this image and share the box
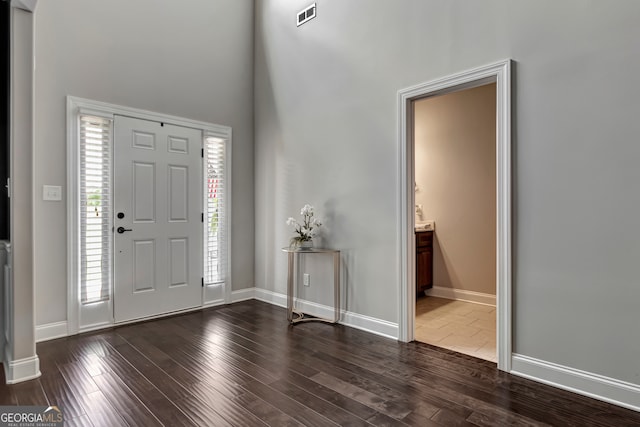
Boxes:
[43,185,62,201]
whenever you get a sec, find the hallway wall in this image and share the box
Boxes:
[414,84,496,296]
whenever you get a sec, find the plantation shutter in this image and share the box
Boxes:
[80,115,112,304]
[205,136,227,285]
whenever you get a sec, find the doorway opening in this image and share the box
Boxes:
[413,83,497,362]
[397,60,512,371]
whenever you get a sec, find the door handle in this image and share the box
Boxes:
[117,226,132,234]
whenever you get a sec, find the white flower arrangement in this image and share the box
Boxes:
[286,204,322,248]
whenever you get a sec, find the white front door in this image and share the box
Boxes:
[113,115,202,323]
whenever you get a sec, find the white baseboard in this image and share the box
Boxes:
[203,299,225,309]
[34,292,256,344]
[35,321,68,343]
[231,287,256,303]
[254,288,398,339]
[3,346,41,384]
[511,353,640,412]
[254,287,286,308]
[425,286,496,306]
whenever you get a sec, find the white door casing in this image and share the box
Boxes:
[68,97,232,336]
[113,115,202,323]
[397,59,512,371]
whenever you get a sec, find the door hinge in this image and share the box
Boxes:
[201,213,204,222]
[201,277,204,287]
[201,148,204,158]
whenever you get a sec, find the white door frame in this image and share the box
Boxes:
[66,96,232,335]
[397,59,512,371]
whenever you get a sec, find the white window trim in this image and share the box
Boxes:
[66,96,232,335]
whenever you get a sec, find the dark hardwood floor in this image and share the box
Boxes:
[2,300,639,426]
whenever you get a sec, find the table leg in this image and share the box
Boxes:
[287,251,294,322]
[334,251,340,323]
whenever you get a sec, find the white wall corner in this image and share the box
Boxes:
[511,353,640,413]
[35,321,68,343]
[231,287,256,303]
[11,0,37,12]
[424,286,496,307]
[254,288,286,308]
[3,347,40,384]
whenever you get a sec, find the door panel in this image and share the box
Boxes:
[134,240,155,292]
[133,162,155,222]
[168,136,188,153]
[113,115,202,323]
[169,238,188,287]
[132,130,155,149]
[169,166,188,221]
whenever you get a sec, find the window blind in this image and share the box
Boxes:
[205,137,227,285]
[80,115,112,304]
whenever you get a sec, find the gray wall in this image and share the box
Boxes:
[415,84,496,296]
[33,0,255,326]
[254,0,640,385]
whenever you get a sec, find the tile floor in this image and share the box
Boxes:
[415,295,497,363]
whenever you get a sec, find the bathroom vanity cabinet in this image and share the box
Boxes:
[416,230,433,295]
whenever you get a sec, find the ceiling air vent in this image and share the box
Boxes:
[297,3,316,27]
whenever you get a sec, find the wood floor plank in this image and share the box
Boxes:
[188,311,408,425]
[39,370,86,420]
[326,341,557,425]
[58,361,100,397]
[151,331,276,389]
[97,351,196,427]
[0,383,18,405]
[64,414,93,427]
[286,325,559,424]
[8,299,638,427]
[106,340,192,401]
[495,376,640,427]
[91,370,162,426]
[11,378,47,406]
[243,378,340,427]
[465,410,552,427]
[115,327,268,426]
[431,408,477,426]
[76,390,128,427]
[400,410,443,427]
[278,369,379,421]
[125,334,203,388]
[37,340,78,373]
[233,391,305,426]
[173,394,243,427]
[404,374,550,426]
[269,377,371,426]
[183,380,267,427]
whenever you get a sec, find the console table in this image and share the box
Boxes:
[281,247,340,324]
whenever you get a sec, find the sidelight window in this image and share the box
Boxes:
[79,115,112,304]
[204,136,227,285]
